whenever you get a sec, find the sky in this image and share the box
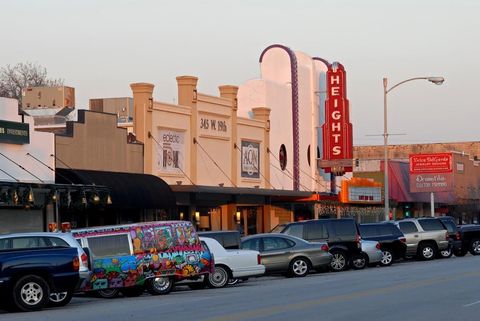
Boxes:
[1,0,479,146]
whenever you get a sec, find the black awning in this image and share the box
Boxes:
[56,168,176,210]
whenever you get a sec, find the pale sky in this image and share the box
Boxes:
[1,0,479,146]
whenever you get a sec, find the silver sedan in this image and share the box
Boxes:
[241,233,332,277]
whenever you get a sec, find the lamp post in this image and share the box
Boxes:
[383,76,444,221]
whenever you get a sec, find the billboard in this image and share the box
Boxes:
[157,129,185,173]
[241,140,260,179]
[320,62,353,174]
[409,153,453,193]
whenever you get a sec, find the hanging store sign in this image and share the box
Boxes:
[0,120,30,145]
[157,129,185,173]
[409,153,453,192]
[320,62,353,174]
[241,140,260,179]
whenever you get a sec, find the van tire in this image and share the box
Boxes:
[330,250,348,272]
[94,288,120,299]
[146,277,174,295]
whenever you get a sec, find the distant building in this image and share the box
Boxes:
[22,86,75,109]
[89,97,133,125]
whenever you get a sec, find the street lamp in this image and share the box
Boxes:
[383,76,445,221]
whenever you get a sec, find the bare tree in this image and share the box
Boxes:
[0,62,64,109]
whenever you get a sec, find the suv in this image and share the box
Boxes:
[438,216,462,257]
[198,230,241,249]
[271,218,362,272]
[358,222,407,266]
[0,232,90,307]
[393,218,450,260]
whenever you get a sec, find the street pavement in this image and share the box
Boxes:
[2,255,480,321]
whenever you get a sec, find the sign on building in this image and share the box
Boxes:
[0,120,30,144]
[339,177,382,204]
[409,153,453,193]
[319,62,353,174]
[241,140,260,179]
[157,129,185,173]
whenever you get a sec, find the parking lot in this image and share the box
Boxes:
[3,254,480,321]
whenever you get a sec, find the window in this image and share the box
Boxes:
[284,224,304,239]
[418,219,445,231]
[378,225,395,236]
[332,221,356,237]
[242,238,260,251]
[306,222,328,240]
[279,144,287,171]
[441,220,456,233]
[86,234,131,257]
[263,237,293,251]
[201,241,210,253]
[359,225,377,238]
[47,237,69,247]
[399,222,418,233]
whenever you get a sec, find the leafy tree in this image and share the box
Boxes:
[0,62,64,109]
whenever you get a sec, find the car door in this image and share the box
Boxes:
[261,236,294,272]
[398,221,420,254]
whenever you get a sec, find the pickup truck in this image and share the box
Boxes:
[0,247,80,312]
[456,224,480,256]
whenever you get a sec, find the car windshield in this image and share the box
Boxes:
[270,224,286,233]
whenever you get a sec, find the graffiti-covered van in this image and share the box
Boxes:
[72,220,214,296]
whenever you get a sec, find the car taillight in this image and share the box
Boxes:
[355,234,361,248]
[321,244,329,252]
[456,232,461,241]
[376,242,381,250]
[446,232,449,241]
[73,256,80,271]
[257,254,262,265]
[399,237,406,243]
[81,253,88,267]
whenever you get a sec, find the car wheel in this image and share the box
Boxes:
[121,286,145,297]
[227,278,240,286]
[207,266,229,288]
[351,254,367,270]
[330,251,348,272]
[439,247,453,258]
[380,249,394,266]
[418,243,436,260]
[289,257,310,277]
[95,288,120,299]
[12,275,50,312]
[146,277,174,295]
[470,239,480,255]
[48,291,73,307]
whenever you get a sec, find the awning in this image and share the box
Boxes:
[56,168,176,210]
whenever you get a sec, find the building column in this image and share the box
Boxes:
[177,76,198,183]
[219,85,239,187]
[252,107,271,189]
[130,82,154,174]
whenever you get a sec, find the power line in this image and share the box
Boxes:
[148,132,195,185]
[193,137,237,187]
[0,151,44,183]
[27,153,75,184]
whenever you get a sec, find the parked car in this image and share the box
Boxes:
[241,233,332,277]
[0,231,90,307]
[72,220,214,298]
[198,230,241,249]
[198,237,265,288]
[393,218,449,260]
[437,216,462,257]
[457,224,480,256]
[358,222,407,266]
[272,218,362,272]
[359,240,383,268]
[0,245,79,312]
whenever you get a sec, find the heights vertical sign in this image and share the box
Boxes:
[319,62,353,174]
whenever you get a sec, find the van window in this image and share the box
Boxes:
[87,234,131,257]
[359,225,377,238]
[399,222,418,233]
[284,224,304,238]
[441,220,456,233]
[332,220,356,237]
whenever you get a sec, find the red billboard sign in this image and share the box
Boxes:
[409,153,453,193]
[320,62,353,173]
[409,153,452,174]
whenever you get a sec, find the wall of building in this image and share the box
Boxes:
[55,110,143,173]
[0,97,55,183]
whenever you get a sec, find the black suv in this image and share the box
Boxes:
[198,230,241,249]
[271,218,362,272]
[358,222,407,266]
[437,216,462,257]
